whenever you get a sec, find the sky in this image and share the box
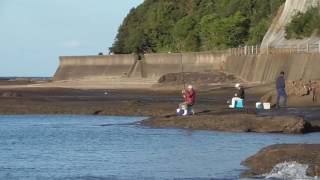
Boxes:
[0,0,143,77]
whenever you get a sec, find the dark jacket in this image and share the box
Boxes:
[276,76,286,90]
[238,87,245,99]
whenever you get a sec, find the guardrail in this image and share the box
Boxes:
[230,43,320,56]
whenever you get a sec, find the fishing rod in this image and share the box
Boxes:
[179,44,186,90]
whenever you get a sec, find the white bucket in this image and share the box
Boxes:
[263,103,271,110]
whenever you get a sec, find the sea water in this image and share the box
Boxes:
[0,115,319,180]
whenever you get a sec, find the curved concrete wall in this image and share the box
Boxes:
[54,54,135,80]
[226,54,320,82]
[54,53,227,81]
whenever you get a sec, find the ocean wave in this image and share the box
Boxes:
[263,161,318,180]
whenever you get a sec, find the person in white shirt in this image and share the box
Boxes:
[229,93,242,108]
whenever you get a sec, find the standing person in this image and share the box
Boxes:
[276,71,288,108]
[235,83,245,100]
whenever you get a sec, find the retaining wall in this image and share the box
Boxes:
[54,52,227,81]
[142,52,227,79]
[226,53,320,82]
[53,52,320,83]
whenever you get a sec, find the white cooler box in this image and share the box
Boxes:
[256,102,271,110]
[263,103,271,110]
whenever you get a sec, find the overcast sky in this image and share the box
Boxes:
[0,0,143,77]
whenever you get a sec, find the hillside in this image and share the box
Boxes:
[110,0,285,54]
[261,0,320,48]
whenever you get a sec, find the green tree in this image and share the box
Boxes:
[173,15,200,51]
[110,0,285,54]
[211,12,250,48]
[247,19,270,45]
[285,7,320,39]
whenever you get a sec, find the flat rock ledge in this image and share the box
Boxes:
[241,144,320,178]
[141,113,316,134]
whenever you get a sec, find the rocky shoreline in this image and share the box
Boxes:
[241,144,320,178]
[141,111,320,134]
[0,81,320,178]
[1,83,320,134]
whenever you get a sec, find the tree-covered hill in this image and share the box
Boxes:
[110,0,285,54]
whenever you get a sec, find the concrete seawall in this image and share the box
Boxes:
[53,52,320,84]
[54,54,135,80]
[54,52,227,81]
[226,53,320,82]
[142,53,227,79]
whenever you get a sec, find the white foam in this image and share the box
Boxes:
[264,161,319,180]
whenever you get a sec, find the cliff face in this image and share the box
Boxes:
[261,0,320,48]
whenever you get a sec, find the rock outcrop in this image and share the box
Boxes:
[241,144,320,178]
[142,111,312,134]
[156,71,239,87]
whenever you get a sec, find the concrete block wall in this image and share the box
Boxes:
[226,53,320,82]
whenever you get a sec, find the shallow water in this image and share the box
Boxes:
[0,115,319,180]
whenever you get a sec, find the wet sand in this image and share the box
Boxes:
[0,80,317,116]
[0,85,244,116]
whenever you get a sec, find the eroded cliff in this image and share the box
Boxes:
[261,0,320,48]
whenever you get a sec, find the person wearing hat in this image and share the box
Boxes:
[235,83,245,100]
[229,93,242,108]
[185,85,196,106]
[181,85,196,115]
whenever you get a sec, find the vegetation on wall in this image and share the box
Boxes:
[110,0,285,54]
[285,7,320,39]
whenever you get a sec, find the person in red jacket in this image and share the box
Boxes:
[177,85,196,116]
[184,85,196,106]
[181,85,196,115]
